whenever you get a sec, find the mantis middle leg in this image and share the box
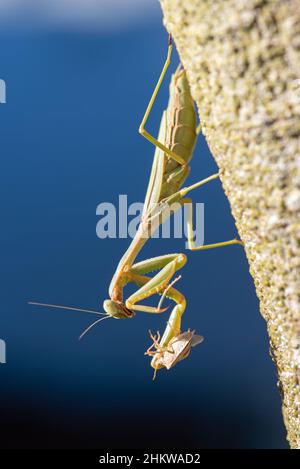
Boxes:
[125,253,187,317]
[157,174,244,250]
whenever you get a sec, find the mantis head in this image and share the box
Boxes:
[103,299,135,319]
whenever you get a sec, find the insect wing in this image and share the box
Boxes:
[191,333,204,347]
[161,331,203,370]
[162,331,194,370]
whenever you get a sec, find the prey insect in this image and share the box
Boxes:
[145,329,204,380]
[30,35,242,377]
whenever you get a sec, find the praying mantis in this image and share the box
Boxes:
[30,35,242,378]
[101,35,242,376]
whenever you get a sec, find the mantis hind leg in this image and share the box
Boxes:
[138,35,186,167]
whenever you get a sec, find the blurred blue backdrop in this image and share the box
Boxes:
[0,1,287,449]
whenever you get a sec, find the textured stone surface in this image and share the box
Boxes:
[160,0,300,448]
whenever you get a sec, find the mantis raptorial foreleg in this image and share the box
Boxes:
[180,177,243,250]
[123,171,242,375]
[125,253,186,313]
[129,253,185,276]
[151,173,243,252]
[30,35,244,379]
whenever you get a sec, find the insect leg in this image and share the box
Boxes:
[138,35,186,166]
[127,271,188,374]
[143,173,221,232]
[130,269,187,349]
[130,253,185,275]
[179,172,220,197]
[125,254,186,313]
[157,173,243,250]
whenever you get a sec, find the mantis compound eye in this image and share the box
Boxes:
[103,299,134,319]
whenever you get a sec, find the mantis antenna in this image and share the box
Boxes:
[79,316,111,341]
[28,301,107,316]
[28,301,112,340]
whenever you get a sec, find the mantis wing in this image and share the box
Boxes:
[142,111,167,217]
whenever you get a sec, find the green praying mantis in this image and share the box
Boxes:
[101,35,242,377]
[30,35,242,378]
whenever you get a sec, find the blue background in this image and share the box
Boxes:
[0,19,287,448]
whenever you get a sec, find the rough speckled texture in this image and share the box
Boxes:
[160,0,300,448]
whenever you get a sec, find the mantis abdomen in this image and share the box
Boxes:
[143,66,198,215]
